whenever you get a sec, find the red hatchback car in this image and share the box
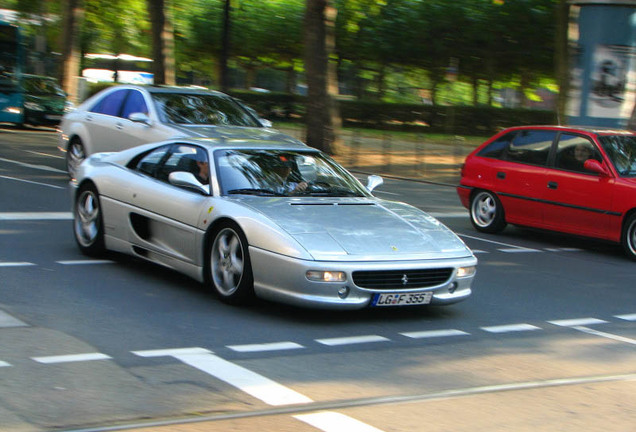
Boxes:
[457,125,636,260]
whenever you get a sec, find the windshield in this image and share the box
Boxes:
[598,135,636,177]
[215,149,371,198]
[152,92,261,127]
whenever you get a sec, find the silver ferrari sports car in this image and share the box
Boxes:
[72,137,477,309]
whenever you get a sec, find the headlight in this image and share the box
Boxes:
[306,270,346,282]
[456,266,476,278]
[24,101,45,111]
[4,106,22,114]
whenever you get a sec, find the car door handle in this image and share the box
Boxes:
[547,181,558,189]
[85,115,93,122]
[116,122,123,130]
[496,172,506,180]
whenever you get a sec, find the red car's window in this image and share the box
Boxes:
[506,130,555,166]
[554,134,603,173]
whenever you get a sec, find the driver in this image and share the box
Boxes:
[272,156,307,195]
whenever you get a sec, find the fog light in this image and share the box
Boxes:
[306,270,346,282]
[449,282,458,294]
[457,266,476,278]
[338,286,350,299]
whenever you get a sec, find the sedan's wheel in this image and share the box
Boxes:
[66,138,85,180]
[621,213,636,261]
[470,190,506,233]
[207,222,254,305]
[73,184,105,256]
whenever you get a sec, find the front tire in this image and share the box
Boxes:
[470,190,506,233]
[73,184,105,257]
[621,213,636,261]
[206,222,254,305]
[67,138,86,180]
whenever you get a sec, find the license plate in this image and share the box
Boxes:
[372,292,433,307]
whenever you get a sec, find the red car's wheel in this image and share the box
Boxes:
[470,190,506,233]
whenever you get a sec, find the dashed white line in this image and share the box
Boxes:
[316,335,390,346]
[0,157,66,173]
[33,353,112,364]
[57,260,114,265]
[499,248,541,253]
[616,314,636,321]
[0,175,65,189]
[0,262,35,267]
[0,212,72,220]
[549,318,608,327]
[572,326,636,346]
[0,361,11,367]
[401,329,469,339]
[481,323,541,333]
[295,411,385,432]
[228,342,304,353]
[0,310,28,327]
[133,347,313,406]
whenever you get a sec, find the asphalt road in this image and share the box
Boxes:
[0,126,634,432]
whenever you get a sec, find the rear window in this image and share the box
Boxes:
[477,132,515,159]
[506,130,555,166]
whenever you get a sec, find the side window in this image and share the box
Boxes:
[89,89,128,117]
[121,90,149,119]
[554,133,602,173]
[477,132,516,159]
[506,130,555,166]
[133,145,171,177]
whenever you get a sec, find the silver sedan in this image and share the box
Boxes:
[72,138,477,309]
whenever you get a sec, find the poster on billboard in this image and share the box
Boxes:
[588,44,635,120]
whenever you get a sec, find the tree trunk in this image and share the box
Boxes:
[304,0,339,154]
[220,0,231,91]
[147,0,176,85]
[555,0,570,125]
[59,0,84,104]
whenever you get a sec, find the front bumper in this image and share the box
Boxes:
[250,247,476,310]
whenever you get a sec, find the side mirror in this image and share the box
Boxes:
[584,159,611,177]
[168,171,210,195]
[129,112,151,125]
[366,174,384,192]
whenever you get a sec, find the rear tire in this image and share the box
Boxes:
[470,190,506,233]
[621,213,636,261]
[206,221,254,305]
[73,183,105,257]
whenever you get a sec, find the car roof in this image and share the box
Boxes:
[501,125,635,136]
[106,84,231,97]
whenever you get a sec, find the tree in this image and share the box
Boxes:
[304,0,339,154]
[59,0,84,102]
[146,0,175,85]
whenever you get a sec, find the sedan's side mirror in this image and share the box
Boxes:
[366,174,384,192]
[584,159,611,177]
[169,171,210,195]
[129,112,151,125]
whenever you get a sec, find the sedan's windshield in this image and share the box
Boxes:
[215,149,371,198]
[152,92,261,127]
[598,135,636,177]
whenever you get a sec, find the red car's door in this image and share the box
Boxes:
[542,133,615,238]
[494,129,556,227]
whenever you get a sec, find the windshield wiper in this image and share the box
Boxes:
[227,188,285,196]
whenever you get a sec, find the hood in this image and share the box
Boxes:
[169,125,304,146]
[238,197,472,261]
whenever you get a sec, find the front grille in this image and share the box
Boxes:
[352,268,453,290]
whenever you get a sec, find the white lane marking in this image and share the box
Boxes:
[0,157,66,173]
[616,314,636,321]
[25,150,64,159]
[472,249,488,254]
[228,342,304,353]
[401,329,469,339]
[33,353,112,364]
[458,233,536,251]
[549,318,608,327]
[428,212,469,218]
[572,326,636,346]
[315,335,390,346]
[0,310,28,328]
[133,347,313,406]
[0,212,72,220]
[295,411,385,432]
[0,262,35,267]
[499,248,542,253]
[57,260,114,265]
[481,324,541,333]
[0,175,65,189]
[0,361,11,367]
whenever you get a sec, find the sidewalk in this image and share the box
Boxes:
[277,125,479,186]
